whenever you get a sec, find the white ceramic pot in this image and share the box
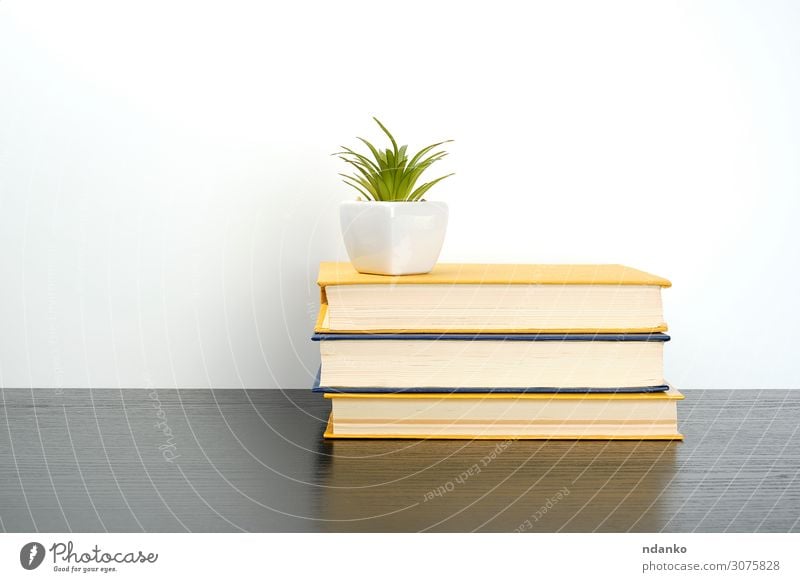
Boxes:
[340,201,448,275]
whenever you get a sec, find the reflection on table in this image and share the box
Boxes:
[315,437,678,532]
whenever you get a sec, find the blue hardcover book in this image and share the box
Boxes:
[312,332,670,342]
[310,367,670,394]
[311,330,670,394]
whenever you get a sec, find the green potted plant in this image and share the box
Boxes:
[334,118,453,275]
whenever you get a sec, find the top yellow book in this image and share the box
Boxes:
[318,262,672,287]
[316,262,671,333]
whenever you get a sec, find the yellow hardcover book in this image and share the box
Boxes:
[322,387,684,440]
[316,262,671,334]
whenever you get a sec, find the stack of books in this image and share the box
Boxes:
[312,262,683,440]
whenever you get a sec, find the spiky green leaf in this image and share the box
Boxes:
[409,173,455,201]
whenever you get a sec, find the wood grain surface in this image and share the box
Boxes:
[0,389,798,532]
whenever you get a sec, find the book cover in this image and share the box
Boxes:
[313,332,671,342]
[310,367,670,394]
[321,414,683,440]
[318,262,673,288]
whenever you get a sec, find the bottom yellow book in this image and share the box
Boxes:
[323,387,684,440]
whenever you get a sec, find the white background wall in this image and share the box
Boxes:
[1,0,798,389]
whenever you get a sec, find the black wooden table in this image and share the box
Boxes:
[0,389,798,532]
